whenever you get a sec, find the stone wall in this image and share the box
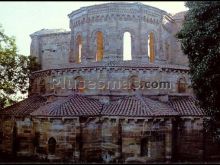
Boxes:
[1,115,220,162]
[29,2,189,70]
[30,30,71,70]
[16,118,35,156]
[0,118,15,154]
[29,65,191,96]
[68,2,175,64]
[0,117,35,156]
[176,117,204,161]
[32,117,80,161]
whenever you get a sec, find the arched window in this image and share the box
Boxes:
[39,79,46,94]
[123,32,132,61]
[148,32,155,63]
[76,35,82,63]
[177,78,187,93]
[74,76,85,93]
[140,137,148,157]
[129,75,139,91]
[12,125,18,155]
[96,31,104,62]
[48,137,56,155]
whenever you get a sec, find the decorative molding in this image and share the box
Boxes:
[30,63,189,80]
[72,14,160,28]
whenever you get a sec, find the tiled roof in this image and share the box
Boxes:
[30,94,102,117]
[168,96,205,116]
[102,95,178,117]
[0,95,47,116]
[1,94,205,118]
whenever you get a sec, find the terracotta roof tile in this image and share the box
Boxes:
[0,95,47,116]
[2,94,204,118]
[31,94,102,117]
[168,96,205,116]
[102,95,178,117]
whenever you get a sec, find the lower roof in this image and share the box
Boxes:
[30,95,102,117]
[0,95,46,116]
[168,96,205,116]
[0,94,205,118]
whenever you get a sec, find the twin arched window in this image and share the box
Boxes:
[122,31,155,63]
[76,31,133,62]
[75,31,104,63]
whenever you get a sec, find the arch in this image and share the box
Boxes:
[140,137,149,157]
[75,35,82,63]
[74,76,85,93]
[177,77,187,93]
[96,31,104,62]
[123,32,132,61]
[128,75,139,91]
[91,29,107,61]
[39,79,46,94]
[48,137,56,155]
[148,32,155,63]
[12,124,18,156]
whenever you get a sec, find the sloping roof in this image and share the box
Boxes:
[102,95,178,117]
[0,95,47,116]
[168,96,205,116]
[1,94,205,118]
[30,94,102,117]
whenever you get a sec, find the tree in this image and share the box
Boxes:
[0,24,40,109]
[177,1,220,137]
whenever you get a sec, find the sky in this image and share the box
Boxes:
[0,1,188,56]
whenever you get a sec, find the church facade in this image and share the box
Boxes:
[0,2,220,163]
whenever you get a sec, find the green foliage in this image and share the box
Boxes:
[177,1,220,136]
[0,24,41,109]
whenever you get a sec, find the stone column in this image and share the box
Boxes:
[131,34,138,61]
[91,38,97,62]
[139,31,148,63]
[81,32,88,64]
[106,31,119,61]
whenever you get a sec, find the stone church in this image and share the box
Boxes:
[0,2,220,163]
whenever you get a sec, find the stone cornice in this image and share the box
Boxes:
[71,12,161,28]
[68,2,168,29]
[30,63,189,79]
[68,2,167,19]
